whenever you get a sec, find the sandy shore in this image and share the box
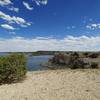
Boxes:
[0,69,100,100]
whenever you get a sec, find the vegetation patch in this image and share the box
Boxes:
[0,53,27,84]
[90,62,99,69]
[48,52,100,69]
[88,53,99,58]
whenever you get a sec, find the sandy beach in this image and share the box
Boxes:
[0,69,100,100]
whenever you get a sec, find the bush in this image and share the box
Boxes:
[89,53,99,58]
[0,53,27,84]
[50,53,67,65]
[90,62,98,69]
[68,52,85,69]
[83,52,89,57]
[49,52,100,69]
[49,52,86,69]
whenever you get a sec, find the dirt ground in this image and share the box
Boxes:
[0,69,100,100]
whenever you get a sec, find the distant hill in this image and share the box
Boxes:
[31,51,60,56]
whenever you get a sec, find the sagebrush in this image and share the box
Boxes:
[0,53,27,84]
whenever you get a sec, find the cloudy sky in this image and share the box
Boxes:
[0,0,100,52]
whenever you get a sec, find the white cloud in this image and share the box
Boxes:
[0,0,47,31]
[1,24,15,30]
[34,0,48,6]
[86,23,100,30]
[0,0,12,6]
[8,7,19,12]
[0,35,100,52]
[0,0,19,13]
[23,1,33,10]
[40,0,48,5]
[0,11,31,27]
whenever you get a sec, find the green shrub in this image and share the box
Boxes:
[50,53,67,65]
[0,53,27,84]
[68,52,85,69]
[83,52,89,57]
[90,62,98,69]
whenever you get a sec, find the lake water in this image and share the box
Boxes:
[27,55,52,71]
[0,53,52,71]
[0,52,9,56]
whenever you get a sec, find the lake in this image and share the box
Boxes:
[0,52,9,56]
[0,53,52,71]
[27,55,52,71]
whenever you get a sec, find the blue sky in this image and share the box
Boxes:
[0,0,100,51]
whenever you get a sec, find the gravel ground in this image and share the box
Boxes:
[0,69,100,100]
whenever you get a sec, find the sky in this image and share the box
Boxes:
[0,0,100,51]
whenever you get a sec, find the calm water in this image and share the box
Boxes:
[0,53,52,71]
[27,55,52,71]
[0,52,9,56]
